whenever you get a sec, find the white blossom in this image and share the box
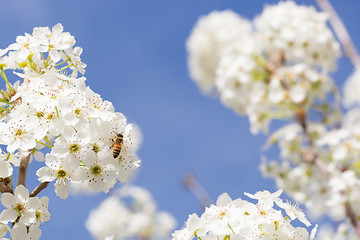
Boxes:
[187,10,251,93]
[86,185,176,240]
[0,23,142,201]
[254,1,340,71]
[343,69,360,108]
[172,190,317,240]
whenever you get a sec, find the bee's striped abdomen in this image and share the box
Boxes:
[113,133,124,158]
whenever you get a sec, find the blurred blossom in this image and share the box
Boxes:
[186,10,251,93]
[187,1,340,134]
[86,185,176,240]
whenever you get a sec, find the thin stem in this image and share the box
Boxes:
[35,140,52,149]
[44,136,53,148]
[296,107,331,178]
[30,182,50,197]
[58,64,72,72]
[41,52,45,65]
[46,53,50,65]
[345,202,360,237]
[53,60,67,68]
[228,223,235,234]
[314,0,360,69]
[17,154,30,187]
[0,70,13,92]
[183,172,212,210]
[55,106,60,119]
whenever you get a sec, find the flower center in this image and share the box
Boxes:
[36,111,45,118]
[57,169,67,179]
[90,165,102,176]
[35,211,42,220]
[74,108,82,117]
[219,211,226,219]
[46,113,55,121]
[259,210,267,215]
[14,128,25,138]
[13,202,26,216]
[69,143,79,154]
[92,144,100,154]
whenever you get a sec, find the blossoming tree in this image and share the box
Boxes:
[183,0,360,239]
[0,0,359,239]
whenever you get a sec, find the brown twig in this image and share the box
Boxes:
[314,0,360,69]
[345,202,360,237]
[17,154,30,187]
[297,106,360,236]
[296,107,331,178]
[313,1,360,235]
[0,177,13,194]
[30,181,50,197]
[183,172,212,209]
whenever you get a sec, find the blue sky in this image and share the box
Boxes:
[1,0,360,239]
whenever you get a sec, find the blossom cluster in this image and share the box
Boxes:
[261,109,360,223]
[86,185,176,240]
[318,223,359,240]
[172,190,317,240]
[0,23,141,239]
[0,185,49,240]
[187,0,360,238]
[0,23,141,198]
[187,1,340,134]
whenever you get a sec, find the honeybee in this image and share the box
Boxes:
[113,133,124,158]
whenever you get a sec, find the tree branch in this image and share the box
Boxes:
[0,177,13,194]
[183,172,212,209]
[17,154,30,187]
[297,106,360,236]
[345,202,360,237]
[296,107,331,178]
[30,182,50,197]
[314,0,360,69]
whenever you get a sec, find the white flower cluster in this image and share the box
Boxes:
[261,109,360,233]
[343,69,360,108]
[172,190,317,240]
[186,10,251,93]
[255,1,339,71]
[187,1,340,134]
[86,185,176,240]
[318,223,360,240]
[0,23,141,199]
[0,185,49,240]
[261,123,330,216]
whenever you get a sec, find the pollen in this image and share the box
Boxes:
[92,144,100,154]
[57,169,67,179]
[219,211,226,219]
[74,108,82,117]
[14,128,26,138]
[69,143,79,153]
[46,113,55,121]
[35,211,42,220]
[274,220,280,231]
[90,165,102,176]
[259,210,267,215]
[13,202,26,216]
[36,111,45,118]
